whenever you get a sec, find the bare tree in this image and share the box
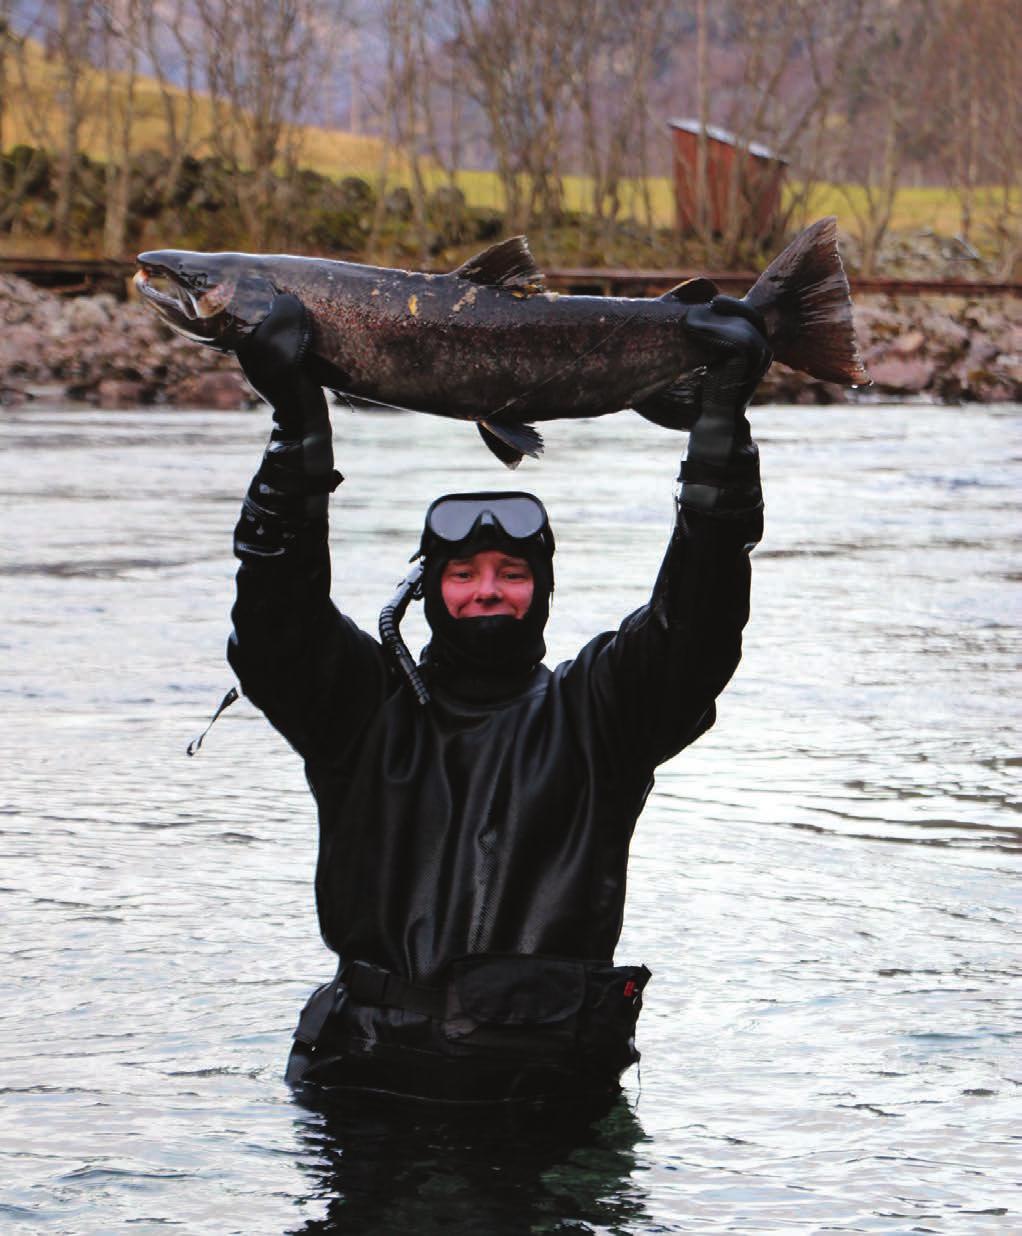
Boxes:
[669,0,866,265]
[2,1,97,244]
[141,0,200,209]
[1,28,36,229]
[364,25,401,257]
[51,0,97,246]
[193,0,322,247]
[831,0,940,276]
[451,0,579,235]
[568,0,671,252]
[404,2,466,196]
[98,0,143,257]
[0,0,11,151]
[984,9,1021,277]
[925,0,1020,274]
[377,0,433,258]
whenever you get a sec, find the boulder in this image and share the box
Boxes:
[0,322,49,378]
[754,364,847,405]
[64,296,115,332]
[384,186,414,222]
[174,369,251,410]
[1000,324,1022,355]
[967,336,1001,367]
[0,381,30,405]
[923,313,970,359]
[967,368,1018,401]
[868,357,936,394]
[887,328,926,358]
[337,176,376,217]
[0,273,54,323]
[96,378,150,408]
[993,352,1022,384]
[963,303,1006,333]
[853,303,904,341]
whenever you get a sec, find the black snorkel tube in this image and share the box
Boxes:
[379,561,430,706]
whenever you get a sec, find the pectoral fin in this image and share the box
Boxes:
[477,419,545,468]
[633,371,706,431]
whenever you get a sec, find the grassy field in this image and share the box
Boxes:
[4,36,386,174]
[417,173,1006,248]
[800,182,1016,238]
[6,36,1010,246]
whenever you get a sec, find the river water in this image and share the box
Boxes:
[1,401,1019,1235]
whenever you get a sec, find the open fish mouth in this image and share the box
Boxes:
[133,264,235,340]
[133,266,192,318]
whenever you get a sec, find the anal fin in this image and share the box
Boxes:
[477,419,544,469]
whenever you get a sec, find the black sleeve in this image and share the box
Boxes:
[562,308,768,779]
[227,370,389,762]
[561,464,762,778]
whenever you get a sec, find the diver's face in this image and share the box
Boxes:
[441,550,534,619]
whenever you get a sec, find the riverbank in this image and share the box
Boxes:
[1,272,1019,409]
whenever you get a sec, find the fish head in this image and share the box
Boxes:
[134,250,277,351]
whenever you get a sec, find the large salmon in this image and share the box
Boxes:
[135,216,868,465]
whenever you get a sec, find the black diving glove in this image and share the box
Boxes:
[235,293,314,422]
[679,296,771,515]
[234,294,341,541]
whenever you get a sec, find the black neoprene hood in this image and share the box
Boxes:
[418,491,555,681]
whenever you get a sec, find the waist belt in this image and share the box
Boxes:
[341,960,446,1019]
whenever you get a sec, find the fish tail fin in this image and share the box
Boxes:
[744,216,870,387]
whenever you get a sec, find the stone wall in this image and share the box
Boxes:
[0,274,248,409]
[758,294,1022,405]
[2,274,1019,410]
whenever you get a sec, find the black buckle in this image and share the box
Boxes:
[341,960,391,1006]
[257,463,344,497]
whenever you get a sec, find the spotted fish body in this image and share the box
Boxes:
[136,217,868,465]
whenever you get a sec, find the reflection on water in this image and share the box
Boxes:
[290,1092,646,1235]
[0,401,1020,1234]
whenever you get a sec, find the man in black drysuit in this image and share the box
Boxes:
[228,294,769,1105]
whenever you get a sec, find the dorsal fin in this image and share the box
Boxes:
[661,276,718,305]
[453,236,546,294]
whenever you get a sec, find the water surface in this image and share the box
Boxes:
[1,402,1019,1233]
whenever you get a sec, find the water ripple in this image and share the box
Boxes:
[0,403,1019,1234]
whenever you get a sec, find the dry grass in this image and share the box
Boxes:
[801,182,1016,238]
[6,37,1010,251]
[4,36,386,174]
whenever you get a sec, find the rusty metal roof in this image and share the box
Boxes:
[667,118,788,164]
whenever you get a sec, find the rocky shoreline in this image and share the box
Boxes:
[1,272,1019,410]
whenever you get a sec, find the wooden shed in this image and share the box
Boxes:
[668,119,788,240]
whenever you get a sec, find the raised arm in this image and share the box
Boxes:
[564,299,769,774]
[227,295,387,761]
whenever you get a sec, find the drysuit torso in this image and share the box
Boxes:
[229,496,759,984]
